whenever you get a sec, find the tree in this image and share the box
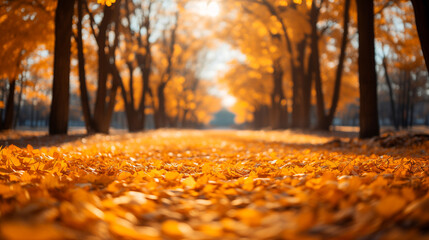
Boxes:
[76,0,95,133]
[115,0,155,132]
[82,1,122,133]
[49,0,76,135]
[356,0,379,138]
[221,0,312,129]
[313,0,351,130]
[0,0,54,131]
[410,0,429,71]
[154,11,179,129]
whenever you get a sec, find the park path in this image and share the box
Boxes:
[0,130,428,239]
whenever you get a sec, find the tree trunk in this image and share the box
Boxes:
[327,0,350,125]
[181,109,188,128]
[49,0,75,135]
[291,39,311,129]
[314,44,329,130]
[140,45,152,130]
[270,58,285,129]
[314,0,350,131]
[404,72,411,128]
[114,57,142,132]
[30,98,35,127]
[411,0,429,71]
[2,80,16,130]
[77,0,94,134]
[0,84,5,127]
[93,6,113,134]
[310,0,327,130]
[356,0,380,138]
[14,78,24,128]
[253,107,262,130]
[382,57,398,130]
[157,83,167,128]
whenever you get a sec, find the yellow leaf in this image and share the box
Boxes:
[183,176,196,189]
[9,156,21,167]
[242,177,254,191]
[165,171,180,181]
[110,218,160,240]
[199,224,223,237]
[0,184,11,195]
[235,208,261,226]
[0,221,65,240]
[118,171,132,180]
[376,195,407,217]
[161,220,193,237]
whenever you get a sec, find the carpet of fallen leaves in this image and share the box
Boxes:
[0,130,429,240]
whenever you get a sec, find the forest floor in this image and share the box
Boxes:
[0,129,429,239]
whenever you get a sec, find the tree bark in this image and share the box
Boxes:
[49,0,75,135]
[410,0,429,71]
[310,0,327,130]
[93,6,113,133]
[382,57,398,130]
[356,0,380,138]
[327,0,350,125]
[14,77,24,128]
[157,11,179,129]
[157,83,167,128]
[291,40,311,129]
[77,0,94,134]
[314,0,350,130]
[2,80,16,130]
[270,58,285,129]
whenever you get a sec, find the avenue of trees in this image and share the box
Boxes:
[1,0,221,134]
[220,0,428,138]
[0,0,428,138]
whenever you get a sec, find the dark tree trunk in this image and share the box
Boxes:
[314,0,350,131]
[311,0,327,130]
[77,0,94,134]
[30,98,35,127]
[14,78,24,128]
[411,0,429,71]
[2,80,16,130]
[139,43,152,130]
[300,43,312,130]
[382,57,398,130]
[0,84,5,127]
[327,0,350,126]
[103,3,122,133]
[314,43,328,130]
[291,40,311,129]
[408,88,415,128]
[181,109,188,128]
[117,62,143,132]
[49,0,75,135]
[93,6,113,134]
[404,73,411,128]
[270,58,285,129]
[157,12,179,129]
[157,83,167,128]
[356,0,380,138]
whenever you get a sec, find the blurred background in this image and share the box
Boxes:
[0,0,428,134]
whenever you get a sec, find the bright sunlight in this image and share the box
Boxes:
[194,1,221,17]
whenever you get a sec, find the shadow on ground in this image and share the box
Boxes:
[0,133,89,148]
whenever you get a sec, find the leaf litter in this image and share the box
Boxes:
[0,130,428,239]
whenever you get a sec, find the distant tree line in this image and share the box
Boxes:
[220,0,428,138]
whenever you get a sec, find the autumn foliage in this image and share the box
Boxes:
[1,130,428,239]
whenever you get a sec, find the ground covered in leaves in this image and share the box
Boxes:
[0,130,428,239]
